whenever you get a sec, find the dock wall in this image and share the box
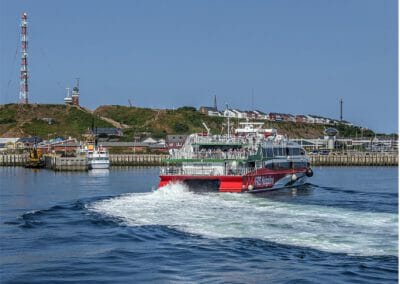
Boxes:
[44,155,87,171]
[0,153,398,167]
[309,154,398,166]
[109,154,168,166]
[0,154,28,166]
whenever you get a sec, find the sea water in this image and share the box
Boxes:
[0,167,397,283]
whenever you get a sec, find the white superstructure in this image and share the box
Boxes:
[86,146,110,170]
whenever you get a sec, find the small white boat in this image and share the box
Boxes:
[86,146,110,170]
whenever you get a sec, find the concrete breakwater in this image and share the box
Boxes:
[43,154,168,171]
[44,155,87,171]
[0,154,167,170]
[309,154,398,166]
[0,154,28,166]
[110,154,167,166]
[0,153,398,168]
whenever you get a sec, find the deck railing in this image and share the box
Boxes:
[160,166,255,176]
[175,152,250,160]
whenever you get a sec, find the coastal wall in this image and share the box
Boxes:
[42,154,167,171]
[0,154,28,166]
[44,155,87,171]
[0,153,398,167]
[110,154,167,166]
[0,154,167,169]
[310,154,398,166]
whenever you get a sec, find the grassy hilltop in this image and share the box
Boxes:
[0,104,112,138]
[94,105,226,140]
[0,103,374,139]
[94,105,374,140]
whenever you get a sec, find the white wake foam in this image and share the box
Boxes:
[88,183,398,256]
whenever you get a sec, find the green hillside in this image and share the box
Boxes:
[94,105,375,140]
[0,103,375,139]
[94,105,226,139]
[0,104,112,138]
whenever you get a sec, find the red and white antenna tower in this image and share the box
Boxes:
[19,12,29,104]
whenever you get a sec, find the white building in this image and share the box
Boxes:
[223,109,238,118]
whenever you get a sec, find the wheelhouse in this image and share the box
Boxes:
[260,142,308,170]
[261,145,306,158]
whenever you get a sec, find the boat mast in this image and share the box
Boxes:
[226,104,230,138]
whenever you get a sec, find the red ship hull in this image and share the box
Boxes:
[159,168,308,193]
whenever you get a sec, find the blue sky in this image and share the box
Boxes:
[0,0,397,133]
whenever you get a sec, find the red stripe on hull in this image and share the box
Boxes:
[218,176,243,192]
[159,175,244,192]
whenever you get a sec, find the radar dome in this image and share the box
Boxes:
[324,127,338,136]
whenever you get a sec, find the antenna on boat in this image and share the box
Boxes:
[226,103,230,138]
[202,122,211,136]
[251,88,254,112]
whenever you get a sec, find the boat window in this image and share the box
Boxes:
[289,148,301,156]
[293,161,307,169]
[264,161,273,169]
[273,147,286,156]
[262,147,274,158]
[275,161,291,170]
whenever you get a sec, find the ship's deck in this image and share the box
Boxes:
[160,166,254,176]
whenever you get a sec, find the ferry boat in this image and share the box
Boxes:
[159,122,313,193]
[86,144,110,170]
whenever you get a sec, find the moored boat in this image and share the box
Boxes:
[86,145,110,170]
[159,122,313,193]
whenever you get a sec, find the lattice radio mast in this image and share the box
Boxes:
[19,12,29,104]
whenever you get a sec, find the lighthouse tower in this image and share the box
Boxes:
[19,12,29,104]
[71,78,80,106]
